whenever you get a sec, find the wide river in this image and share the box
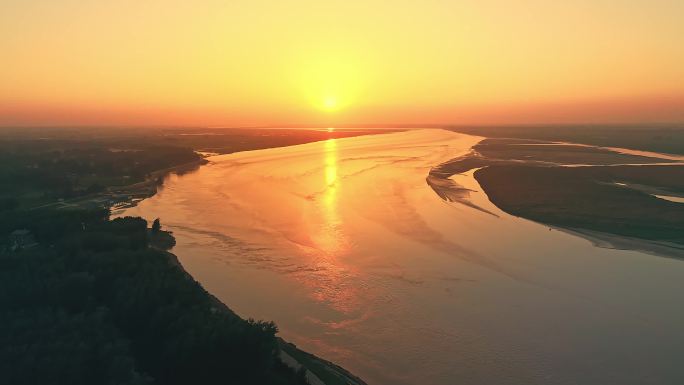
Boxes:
[121,129,684,385]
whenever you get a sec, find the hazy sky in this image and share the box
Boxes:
[1,0,683,126]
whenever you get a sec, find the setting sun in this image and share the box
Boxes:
[294,53,364,117]
[322,97,339,111]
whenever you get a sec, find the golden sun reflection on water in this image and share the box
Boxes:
[305,138,359,315]
[315,138,348,256]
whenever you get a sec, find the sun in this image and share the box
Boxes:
[294,53,364,114]
[322,96,339,111]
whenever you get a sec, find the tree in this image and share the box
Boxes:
[151,218,161,234]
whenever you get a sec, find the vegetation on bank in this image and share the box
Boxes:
[0,139,201,209]
[0,208,309,385]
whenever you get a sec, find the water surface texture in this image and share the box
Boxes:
[121,129,684,385]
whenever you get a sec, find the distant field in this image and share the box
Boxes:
[449,125,684,155]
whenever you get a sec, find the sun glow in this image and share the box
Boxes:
[323,97,339,111]
[295,54,364,114]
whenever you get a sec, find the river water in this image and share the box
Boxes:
[120,129,684,385]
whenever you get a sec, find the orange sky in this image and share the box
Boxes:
[1,0,683,127]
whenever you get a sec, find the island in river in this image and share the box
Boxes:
[431,134,684,258]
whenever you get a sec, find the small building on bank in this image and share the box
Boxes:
[9,229,37,251]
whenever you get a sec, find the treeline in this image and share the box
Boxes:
[0,140,201,207]
[0,208,308,385]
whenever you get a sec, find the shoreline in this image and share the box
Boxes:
[153,233,368,385]
[555,227,684,260]
[132,142,372,385]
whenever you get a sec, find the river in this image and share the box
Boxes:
[119,129,684,385]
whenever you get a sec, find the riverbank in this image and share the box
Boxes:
[279,339,368,385]
[1,211,312,385]
[152,230,368,385]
